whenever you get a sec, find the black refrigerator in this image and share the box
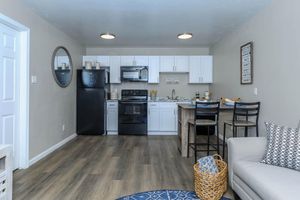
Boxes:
[77,69,110,135]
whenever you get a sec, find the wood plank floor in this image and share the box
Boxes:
[13,135,232,200]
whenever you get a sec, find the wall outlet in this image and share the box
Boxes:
[31,75,37,84]
[254,88,258,96]
[62,124,65,132]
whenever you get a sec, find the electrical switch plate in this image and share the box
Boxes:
[31,75,37,84]
[254,88,258,96]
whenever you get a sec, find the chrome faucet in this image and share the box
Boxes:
[172,89,176,100]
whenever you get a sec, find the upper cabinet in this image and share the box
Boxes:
[109,56,121,83]
[82,55,213,84]
[120,56,149,66]
[148,56,160,84]
[159,56,189,72]
[82,56,109,66]
[189,56,213,84]
[174,56,189,72]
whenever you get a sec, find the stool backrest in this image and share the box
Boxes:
[195,101,220,122]
[233,102,260,123]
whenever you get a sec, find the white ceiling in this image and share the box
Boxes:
[23,0,271,47]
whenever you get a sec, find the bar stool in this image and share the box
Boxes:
[187,101,220,162]
[223,102,260,158]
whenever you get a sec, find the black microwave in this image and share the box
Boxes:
[120,66,148,82]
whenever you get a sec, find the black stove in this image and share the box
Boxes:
[118,90,148,135]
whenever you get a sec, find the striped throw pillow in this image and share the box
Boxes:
[261,122,300,171]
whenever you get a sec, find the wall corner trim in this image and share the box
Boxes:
[29,133,77,166]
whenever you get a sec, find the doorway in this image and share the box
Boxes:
[0,13,30,169]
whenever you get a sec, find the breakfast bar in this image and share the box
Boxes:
[177,103,234,157]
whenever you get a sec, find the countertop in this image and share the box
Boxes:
[178,103,234,110]
[107,99,192,103]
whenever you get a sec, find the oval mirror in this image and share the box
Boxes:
[52,46,73,87]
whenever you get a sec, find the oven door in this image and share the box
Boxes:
[118,101,148,135]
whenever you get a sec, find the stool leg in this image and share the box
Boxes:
[194,125,197,163]
[223,123,226,158]
[245,127,248,137]
[207,126,210,156]
[216,124,220,154]
[256,125,259,137]
[187,123,190,158]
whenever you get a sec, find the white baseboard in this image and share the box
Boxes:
[29,133,77,166]
[107,131,118,135]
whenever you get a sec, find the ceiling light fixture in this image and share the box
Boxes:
[100,33,116,40]
[177,33,193,40]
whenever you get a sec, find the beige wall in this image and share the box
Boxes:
[86,47,211,98]
[211,0,300,135]
[0,0,84,159]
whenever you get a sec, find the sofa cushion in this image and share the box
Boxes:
[234,161,300,200]
[261,122,300,171]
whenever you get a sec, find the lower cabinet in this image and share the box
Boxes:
[107,102,118,134]
[148,102,178,134]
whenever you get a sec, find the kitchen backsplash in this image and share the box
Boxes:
[111,73,209,99]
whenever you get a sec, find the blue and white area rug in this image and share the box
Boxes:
[117,190,231,200]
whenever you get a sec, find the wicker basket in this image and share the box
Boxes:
[194,155,228,200]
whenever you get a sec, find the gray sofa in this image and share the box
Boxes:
[228,137,300,200]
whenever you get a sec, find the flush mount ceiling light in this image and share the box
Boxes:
[177,33,193,40]
[100,33,116,40]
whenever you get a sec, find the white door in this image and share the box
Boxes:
[189,56,202,83]
[134,56,149,66]
[200,56,213,83]
[0,23,20,169]
[120,56,134,66]
[174,56,189,72]
[148,103,160,131]
[148,56,159,83]
[159,104,176,131]
[159,56,174,72]
[109,56,121,83]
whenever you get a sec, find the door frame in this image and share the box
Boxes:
[0,13,30,169]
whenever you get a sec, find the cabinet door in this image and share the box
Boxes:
[148,103,160,131]
[109,56,121,83]
[134,56,149,66]
[189,56,202,83]
[159,104,176,131]
[120,56,134,66]
[96,56,109,66]
[174,56,189,72]
[148,56,160,83]
[82,56,97,66]
[159,56,174,72]
[200,56,213,83]
[107,103,118,131]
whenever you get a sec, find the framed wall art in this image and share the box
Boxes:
[240,42,253,84]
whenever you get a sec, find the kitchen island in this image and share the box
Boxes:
[177,103,234,157]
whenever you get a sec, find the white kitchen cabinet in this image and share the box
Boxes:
[134,56,149,66]
[148,102,177,134]
[189,56,213,83]
[159,56,174,72]
[148,56,160,83]
[107,102,118,133]
[109,56,121,83]
[96,56,110,66]
[159,56,189,72]
[174,56,189,72]
[120,56,149,66]
[148,103,160,131]
[82,56,97,66]
[200,56,213,83]
[120,56,135,66]
[159,103,177,132]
